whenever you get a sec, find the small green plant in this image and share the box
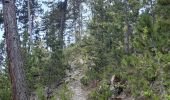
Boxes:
[165,95,170,100]
[0,75,12,100]
[36,85,45,100]
[80,76,90,86]
[89,82,112,100]
[58,84,73,100]
[143,91,152,97]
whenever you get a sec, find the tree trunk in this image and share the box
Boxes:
[28,0,33,52]
[3,0,29,100]
[124,0,130,54]
[73,0,82,43]
[150,0,155,25]
[59,0,68,49]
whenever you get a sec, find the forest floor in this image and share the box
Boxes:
[64,58,89,100]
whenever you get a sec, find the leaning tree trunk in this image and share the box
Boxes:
[3,0,29,100]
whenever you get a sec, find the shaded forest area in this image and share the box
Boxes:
[0,0,170,100]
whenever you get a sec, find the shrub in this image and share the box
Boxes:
[80,76,90,86]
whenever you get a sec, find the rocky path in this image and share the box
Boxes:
[65,60,88,100]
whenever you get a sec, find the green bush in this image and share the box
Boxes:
[58,84,73,100]
[89,82,112,100]
[0,75,11,100]
[80,76,90,86]
[35,85,45,100]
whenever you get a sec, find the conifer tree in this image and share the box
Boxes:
[3,0,29,99]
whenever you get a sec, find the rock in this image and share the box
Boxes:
[44,86,53,100]
[110,75,115,85]
[30,92,38,100]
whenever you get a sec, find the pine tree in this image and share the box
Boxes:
[3,0,29,99]
[156,0,170,53]
[154,0,170,97]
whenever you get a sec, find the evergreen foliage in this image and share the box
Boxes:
[0,0,170,99]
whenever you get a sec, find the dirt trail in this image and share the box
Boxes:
[65,60,88,100]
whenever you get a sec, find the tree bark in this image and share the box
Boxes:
[59,0,68,49]
[28,0,33,52]
[3,0,29,100]
[124,0,130,54]
[150,0,155,25]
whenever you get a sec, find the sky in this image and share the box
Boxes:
[0,0,47,42]
[0,0,91,43]
[0,0,146,43]
[0,30,3,41]
[0,4,2,41]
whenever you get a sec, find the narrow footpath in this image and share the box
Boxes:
[65,60,88,100]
